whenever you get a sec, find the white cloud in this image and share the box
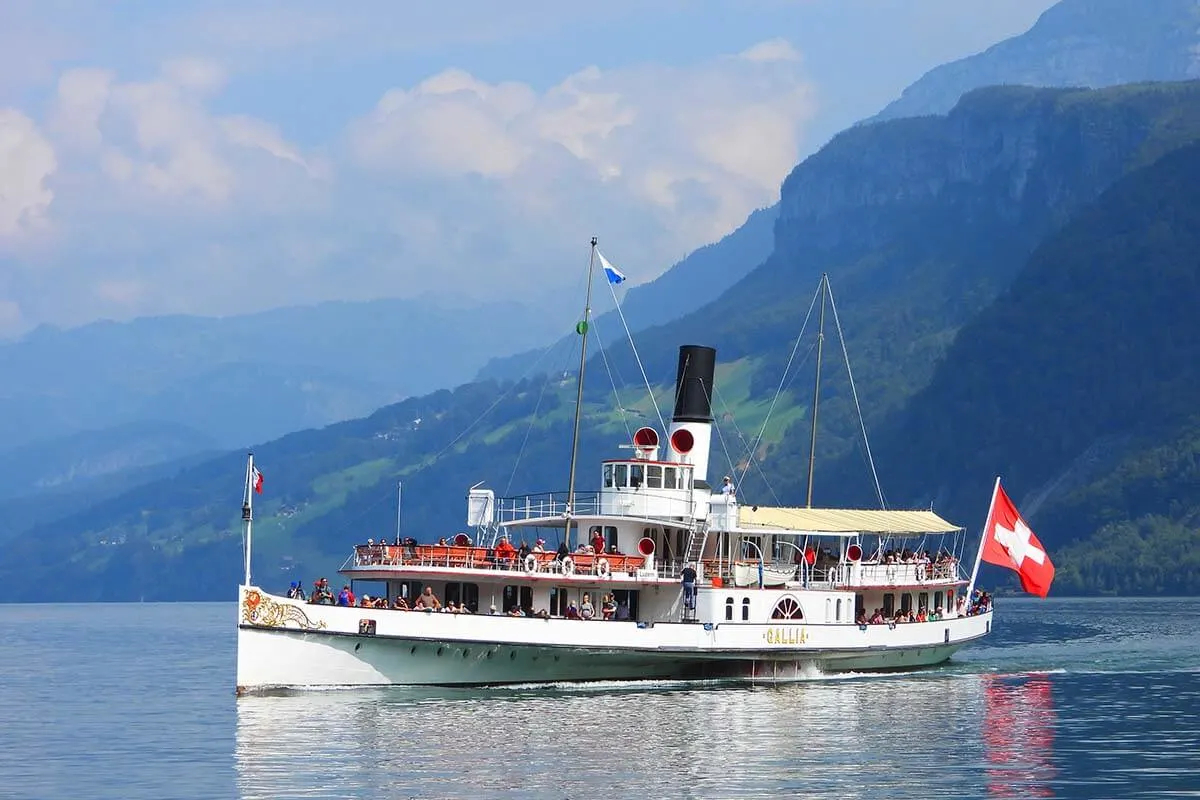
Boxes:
[0,109,57,240]
[2,39,815,329]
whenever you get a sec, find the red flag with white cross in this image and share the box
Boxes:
[981,482,1054,597]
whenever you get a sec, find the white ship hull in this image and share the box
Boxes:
[236,588,992,692]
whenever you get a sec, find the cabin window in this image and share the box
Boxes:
[503,585,533,614]
[604,526,617,552]
[741,597,751,621]
[883,593,895,616]
[612,589,639,619]
[946,590,955,611]
[855,594,865,619]
[664,467,677,489]
[836,599,843,621]
[603,464,614,488]
[630,464,644,488]
[825,598,832,622]
[725,597,734,621]
[615,463,628,488]
[934,591,944,612]
[444,582,479,613]
[396,580,423,600]
[647,465,663,489]
[681,467,693,490]
[900,593,912,614]
[550,588,569,617]
[772,596,803,620]
[741,536,762,560]
[918,592,929,611]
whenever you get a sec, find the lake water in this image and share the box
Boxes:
[0,597,1197,799]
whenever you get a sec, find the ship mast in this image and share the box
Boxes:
[805,273,828,508]
[565,237,598,549]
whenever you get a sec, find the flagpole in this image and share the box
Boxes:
[964,475,1001,606]
[565,237,598,551]
[242,452,254,587]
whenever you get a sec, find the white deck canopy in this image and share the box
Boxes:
[736,506,961,534]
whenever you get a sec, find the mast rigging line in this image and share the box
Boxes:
[604,274,668,436]
[733,280,822,494]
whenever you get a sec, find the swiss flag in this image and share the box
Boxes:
[252,466,264,495]
[981,482,1054,597]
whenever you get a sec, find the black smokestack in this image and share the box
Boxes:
[672,345,716,423]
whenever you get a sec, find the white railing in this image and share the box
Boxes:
[494,492,602,523]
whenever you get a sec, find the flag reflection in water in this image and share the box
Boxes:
[983,673,1057,797]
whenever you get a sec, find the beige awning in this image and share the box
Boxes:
[736,506,960,534]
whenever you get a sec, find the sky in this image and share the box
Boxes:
[0,0,1058,337]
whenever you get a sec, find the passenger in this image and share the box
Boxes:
[517,541,531,561]
[555,541,570,562]
[580,593,595,620]
[415,586,441,611]
[602,594,617,620]
[532,538,546,554]
[720,476,734,496]
[437,537,449,546]
[681,563,698,610]
[488,605,498,615]
[459,602,473,615]
[591,528,606,555]
[565,602,580,620]
[615,601,630,621]
[495,536,517,568]
[287,581,306,600]
[337,585,354,606]
[445,600,457,613]
[508,606,525,617]
[393,596,409,611]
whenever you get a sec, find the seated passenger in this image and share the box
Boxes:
[495,536,517,567]
[532,538,546,553]
[393,596,409,611]
[436,537,449,546]
[555,541,570,561]
[445,600,457,613]
[564,602,580,620]
[414,586,441,611]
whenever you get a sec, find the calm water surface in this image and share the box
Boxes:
[0,597,1197,799]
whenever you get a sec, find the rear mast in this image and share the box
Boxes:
[565,237,598,549]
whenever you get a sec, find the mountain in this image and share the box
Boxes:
[874,0,1200,122]
[855,138,1200,595]
[8,81,1200,601]
[0,297,561,453]
[475,205,778,382]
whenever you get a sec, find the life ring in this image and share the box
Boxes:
[523,554,539,574]
[561,556,575,576]
[596,557,612,578]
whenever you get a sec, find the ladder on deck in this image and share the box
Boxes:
[680,527,709,622]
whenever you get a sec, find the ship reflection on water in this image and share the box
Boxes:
[234,671,1066,799]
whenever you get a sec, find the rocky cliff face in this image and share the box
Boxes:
[776,82,1200,257]
[873,0,1200,122]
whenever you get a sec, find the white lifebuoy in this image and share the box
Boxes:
[561,556,575,576]
[596,557,612,578]
[523,554,539,574]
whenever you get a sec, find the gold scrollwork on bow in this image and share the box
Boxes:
[242,589,328,631]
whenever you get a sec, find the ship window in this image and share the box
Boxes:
[836,599,843,621]
[604,527,617,551]
[855,594,865,618]
[397,580,423,600]
[503,585,533,614]
[918,592,929,611]
[825,598,831,622]
[883,593,895,616]
[664,467,677,489]
[615,463,628,487]
[900,593,912,613]
[630,464,644,488]
[550,588,569,616]
[934,591,944,612]
[613,589,639,619]
[603,464,614,488]
[647,465,662,489]
[741,597,751,621]
[445,582,479,613]
[682,467,693,490]
[772,596,803,620]
[725,597,734,621]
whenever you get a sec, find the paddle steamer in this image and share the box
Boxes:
[236,252,994,692]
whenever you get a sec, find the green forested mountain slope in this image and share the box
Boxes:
[854,139,1200,594]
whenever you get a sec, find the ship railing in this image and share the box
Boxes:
[494,492,603,523]
[345,543,647,576]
